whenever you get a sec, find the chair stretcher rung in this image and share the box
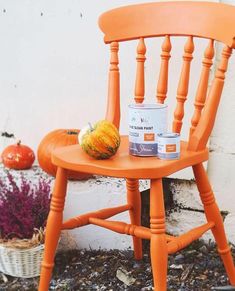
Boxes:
[62,204,131,230]
[89,217,150,239]
[89,217,175,241]
[167,221,215,254]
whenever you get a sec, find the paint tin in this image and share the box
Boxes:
[128,103,167,156]
[157,133,180,160]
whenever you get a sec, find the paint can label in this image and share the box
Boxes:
[128,104,167,156]
[157,133,180,160]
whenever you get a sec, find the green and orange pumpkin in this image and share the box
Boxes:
[78,120,120,159]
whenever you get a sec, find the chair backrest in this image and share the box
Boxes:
[98,1,235,151]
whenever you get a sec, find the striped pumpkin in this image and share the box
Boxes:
[78,120,120,159]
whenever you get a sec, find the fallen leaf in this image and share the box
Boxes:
[116,267,136,286]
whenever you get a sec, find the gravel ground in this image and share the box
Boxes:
[0,241,235,290]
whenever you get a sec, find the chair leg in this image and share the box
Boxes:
[193,163,235,286]
[150,179,168,291]
[126,178,142,260]
[38,168,68,291]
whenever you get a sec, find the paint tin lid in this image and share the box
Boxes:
[157,133,180,138]
[128,103,168,109]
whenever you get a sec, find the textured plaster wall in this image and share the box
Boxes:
[1,0,235,249]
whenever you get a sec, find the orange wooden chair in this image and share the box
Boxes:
[39,2,235,290]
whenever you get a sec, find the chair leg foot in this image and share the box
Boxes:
[218,247,235,286]
[151,234,168,290]
[193,163,235,286]
[38,168,68,291]
[150,179,168,291]
[126,179,142,260]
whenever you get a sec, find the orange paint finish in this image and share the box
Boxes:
[193,163,235,285]
[39,2,235,290]
[150,179,168,290]
[99,1,235,47]
[51,137,208,179]
[105,42,120,129]
[189,39,215,137]
[126,179,142,260]
[62,204,131,230]
[39,168,68,291]
[173,36,194,133]
[167,221,215,254]
[188,45,233,150]
[135,38,146,104]
[156,35,172,104]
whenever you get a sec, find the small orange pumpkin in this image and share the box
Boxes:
[37,129,91,180]
[1,140,35,170]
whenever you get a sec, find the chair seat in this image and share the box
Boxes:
[52,136,208,179]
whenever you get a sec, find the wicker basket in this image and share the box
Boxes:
[0,243,44,278]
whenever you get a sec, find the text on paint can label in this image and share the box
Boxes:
[128,104,168,156]
[157,133,180,160]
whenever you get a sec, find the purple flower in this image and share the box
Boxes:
[0,172,51,239]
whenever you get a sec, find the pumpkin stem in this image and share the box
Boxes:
[67,130,78,135]
[17,140,21,146]
[88,122,94,132]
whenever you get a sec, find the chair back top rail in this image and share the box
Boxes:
[99,1,235,48]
